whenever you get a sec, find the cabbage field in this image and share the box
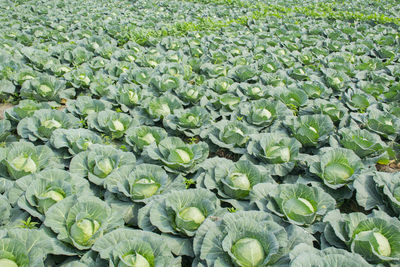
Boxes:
[1,0,400,266]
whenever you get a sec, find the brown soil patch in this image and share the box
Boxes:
[376,160,400,173]
[215,148,240,161]
[0,103,13,120]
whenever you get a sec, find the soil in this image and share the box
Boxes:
[0,103,13,120]
[376,160,400,173]
[339,197,371,214]
[215,148,240,161]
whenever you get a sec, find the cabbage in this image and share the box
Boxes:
[70,218,100,246]
[231,238,265,267]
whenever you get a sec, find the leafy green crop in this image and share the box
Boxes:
[0,0,399,265]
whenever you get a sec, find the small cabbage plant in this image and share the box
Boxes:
[275,88,308,109]
[44,195,124,250]
[87,110,133,139]
[150,73,182,92]
[354,171,400,217]
[15,169,92,221]
[14,68,39,86]
[92,229,181,267]
[67,96,113,118]
[234,99,292,128]
[163,107,212,137]
[289,243,372,267]
[4,99,52,124]
[228,64,258,82]
[0,228,72,266]
[251,183,336,226]
[138,188,221,238]
[343,89,376,112]
[0,141,61,180]
[300,81,332,99]
[206,77,235,95]
[20,74,74,102]
[17,109,80,141]
[141,94,183,122]
[124,125,168,153]
[114,84,146,112]
[284,114,335,147]
[338,127,391,163]
[195,158,274,209]
[237,83,268,100]
[103,164,186,226]
[365,111,400,141]
[209,93,242,117]
[246,133,301,176]
[70,144,136,186]
[323,69,350,92]
[143,137,208,174]
[49,128,103,156]
[309,147,363,189]
[64,65,94,88]
[88,73,116,98]
[105,163,185,202]
[176,84,205,105]
[203,120,256,154]
[323,209,400,264]
[193,210,315,266]
[353,106,400,141]
[311,99,347,123]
